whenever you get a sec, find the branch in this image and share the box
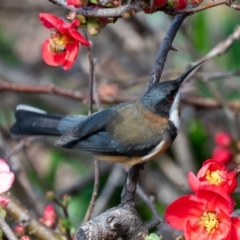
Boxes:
[50,0,146,17]
[0,215,18,240]
[77,164,148,240]
[194,25,240,64]
[148,12,188,88]
[4,193,59,240]
[0,78,134,103]
[175,0,230,14]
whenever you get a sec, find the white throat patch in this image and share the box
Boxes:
[169,92,180,130]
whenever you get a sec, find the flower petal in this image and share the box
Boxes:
[165,195,204,230]
[231,217,240,240]
[39,13,62,29]
[0,159,10,173]
[42,39,66,67]
[69,28,91,46]
[0,196,9,208]
[196,186,233,214]
[62,42,79,70]
[188,171,200,192]
[0,172,14,193]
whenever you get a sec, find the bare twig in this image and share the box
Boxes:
[0,78,134,103]
[194,25,240,64]
[83,31,101,223]
[50,0,146,17]
[176,0,229,14]
[83,158,100,223]
[148,13,189,88]
[5,137,41,162]
[52,197,72,240]
[136,184,162,222]
[0,215,18,240]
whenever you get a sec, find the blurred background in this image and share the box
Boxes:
[0,0,240,238]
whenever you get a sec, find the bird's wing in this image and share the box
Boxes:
[72,130,163,156]
[54,109,113,148]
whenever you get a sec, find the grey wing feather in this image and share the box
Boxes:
[55,109,112,148]
[74,131,163,156]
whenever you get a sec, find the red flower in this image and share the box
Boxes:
[39,204,57,228]
[39,13,90,70]
[188,159,237,194]
[14,225,25,238]
[215,133,232,148]
[67,0,88,8]
[212,146,233,164]
[0,159,14,208]
[165,186,234,240]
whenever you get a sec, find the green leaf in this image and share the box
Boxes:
[145,233,161,240]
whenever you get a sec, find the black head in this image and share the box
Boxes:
[141,61,205,118]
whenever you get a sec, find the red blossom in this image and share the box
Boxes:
[165,186,234,240]
[212,146,233,164]
[39,13,90,70]
[0,159,14,208]
[67,0,88,7]
[39,204,57,228]
[188,159,237,194]
[14,225,25,238]
[215,132,232,147]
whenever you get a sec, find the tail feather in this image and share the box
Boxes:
[11,105,87,138]
[11,108,64,137]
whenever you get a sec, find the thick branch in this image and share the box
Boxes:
[148,13,188,88]
[4,193,59,240]
[77,165,147,240]
[50,0,146,17]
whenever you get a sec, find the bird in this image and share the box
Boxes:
[10,61,204,166]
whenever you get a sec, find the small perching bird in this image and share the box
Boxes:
[11,61,204,166]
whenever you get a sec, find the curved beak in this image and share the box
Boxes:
[177,60,206,86]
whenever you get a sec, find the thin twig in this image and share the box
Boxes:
[136,184,162,222]
[83,158,100,223]
[0,78,134,103]
[175,0,228,14]
[194,25,240,64]
[5,137,41,162]
[52,197,72,240]
[0,215,18,240]
[83,30,100,223]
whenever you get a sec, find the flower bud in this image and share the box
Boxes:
[14,225,25,238]
[87,21,101,36]
[67,0,88,7]
[215,132,232,147]
[212,146,233,165]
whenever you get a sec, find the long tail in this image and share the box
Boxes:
[10,105,85,137]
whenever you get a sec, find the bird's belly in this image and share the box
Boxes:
[94,139,170,166]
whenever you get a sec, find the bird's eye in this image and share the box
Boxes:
[168,96,174,102]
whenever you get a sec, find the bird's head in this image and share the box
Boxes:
[141,61,205,128]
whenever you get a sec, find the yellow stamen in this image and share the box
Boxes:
[205,170,223,185]
[48,29,69,54]
[199,212,219,233]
